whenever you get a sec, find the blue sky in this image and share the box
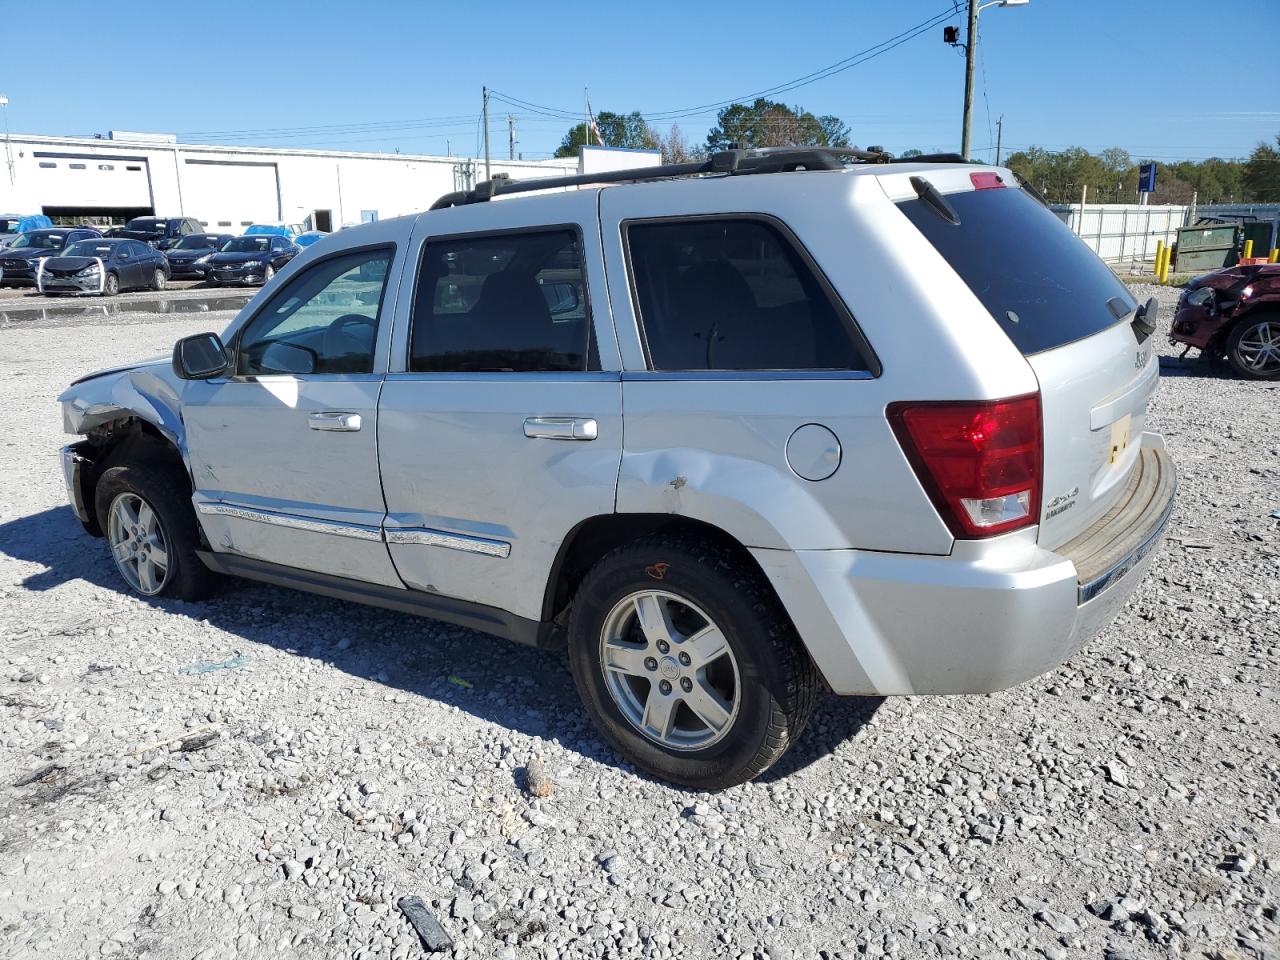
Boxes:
[3,0,1277,162]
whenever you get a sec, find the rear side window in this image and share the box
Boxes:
[626,217,869,372]
[898,186,1134,355]
[409,229,591,372]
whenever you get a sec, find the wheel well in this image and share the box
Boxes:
[81,419,189,530]
[542,514,774,625]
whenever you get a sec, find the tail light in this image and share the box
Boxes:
[888,394,1042,539]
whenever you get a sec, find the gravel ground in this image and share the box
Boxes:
[0,285,1277,960]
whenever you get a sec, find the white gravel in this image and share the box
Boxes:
[1,286,1278,959]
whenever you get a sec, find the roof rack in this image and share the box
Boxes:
[429,146,974,210]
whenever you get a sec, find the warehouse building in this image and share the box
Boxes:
[0,131,577,231]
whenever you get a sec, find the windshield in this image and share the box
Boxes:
[10,232,66,250]
[124,218,165,235]
[0,218,22,233]
[222,237,271,253]
[64,240,117,258]
[175,235,217,250]
[897,186,1134,355]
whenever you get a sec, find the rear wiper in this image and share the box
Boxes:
[909,176,960,226]
[1130,296,1158,343]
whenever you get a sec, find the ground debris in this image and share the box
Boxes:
[522,757,554,799]
[12,763,62,788]
[397,895,454,952]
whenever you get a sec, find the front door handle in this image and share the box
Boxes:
[308,411,362,432]
[523,416,597,441]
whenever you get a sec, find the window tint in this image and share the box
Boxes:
[626,218,866,371]
[236,248,393,377]
[409,229,590,373]
[898,186,1134,355]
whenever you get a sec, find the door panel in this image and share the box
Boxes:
[377,192,623,621]
[183,228,410,586]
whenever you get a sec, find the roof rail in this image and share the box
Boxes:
[429,146,973,210]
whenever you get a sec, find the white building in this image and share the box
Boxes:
[0,131,576,231]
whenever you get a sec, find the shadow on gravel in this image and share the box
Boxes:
[1,505,882,787]
[1158,354,1249,380]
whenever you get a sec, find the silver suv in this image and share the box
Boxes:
[58,149,1175,789]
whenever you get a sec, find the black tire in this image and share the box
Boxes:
[102,272,119,296]
[94,458,216,601]
[567,535,818,790]
[261,265,275,285]
[152,268,167,291]
[1225,314,1280,380]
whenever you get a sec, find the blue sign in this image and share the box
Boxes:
[1138,162,1157,194]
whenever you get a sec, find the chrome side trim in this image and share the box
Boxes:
[195,501,384,542]
[384,526,511,558]
[1077,485,1175,605]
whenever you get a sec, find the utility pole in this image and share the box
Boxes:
[508,114,515,161]
[0,94,13,187]
[482,86,491,180]
[960,0,979,161]
[995,115,1004,166]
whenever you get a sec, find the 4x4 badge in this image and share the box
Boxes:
[1045,487,1079,518]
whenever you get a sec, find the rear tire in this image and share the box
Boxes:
[94,459,215,601]
[1226,314,1280,380]
[102,272,119,297]
[567,535,818,790]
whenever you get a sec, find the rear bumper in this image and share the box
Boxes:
[755,433,1176,696]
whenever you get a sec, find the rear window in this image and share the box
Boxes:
[898,186,1134,355]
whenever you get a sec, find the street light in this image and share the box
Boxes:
[959,0,1029,161]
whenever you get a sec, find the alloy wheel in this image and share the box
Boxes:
[1235,320,1280,375]
[107,492,170,595]
[599,590,741,751]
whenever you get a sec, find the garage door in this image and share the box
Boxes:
[182,160,280,231]
[31,154,153,209]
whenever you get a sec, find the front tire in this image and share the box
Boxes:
[567,535,818,790]
[152,268,167,291]
[94,461,215,601]
[102,272,119,297]
[1226,315,1280,380]
[261,265,275,286]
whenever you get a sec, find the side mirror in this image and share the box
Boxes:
[259,341,317,375]
[173,332,229,380]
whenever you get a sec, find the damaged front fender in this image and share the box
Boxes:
[58,358,187,451]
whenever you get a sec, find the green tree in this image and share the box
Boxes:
[704,98,851,152]
[554,110,659,158]
[1243,135,1280,201]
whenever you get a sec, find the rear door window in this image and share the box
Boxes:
[898,185,1134,355]
[625,217,871,372]
[409,229,591,372]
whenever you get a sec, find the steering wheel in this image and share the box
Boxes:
[322,313,376,369]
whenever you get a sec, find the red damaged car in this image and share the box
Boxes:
[1171,262,1280,379]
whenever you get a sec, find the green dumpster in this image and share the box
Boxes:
[1240,221,1274,259]
[1175,224,1239,272]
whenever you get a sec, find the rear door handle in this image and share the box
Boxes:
[523,416,597,441]
[308,411,362,432]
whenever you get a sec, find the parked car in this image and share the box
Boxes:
[204,235,298,286]
[0,227,103,287]
[38,238,170,296]
[55,149,1175,788]
[293,230,329,249]
[1170,262,1280,379]
[164,233,234,280]
[243,223,300,239]
[0,213,54,248]
[108,216,205,250]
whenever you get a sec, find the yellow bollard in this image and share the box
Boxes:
[1154,240,1165,278]
[1243,239,1254,260]
[1270,247,1279,263]
[1159,247,1171,284]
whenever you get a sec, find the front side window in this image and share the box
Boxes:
[409,229,590,373]
[626,217,867,371]
[236,247,393,377]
